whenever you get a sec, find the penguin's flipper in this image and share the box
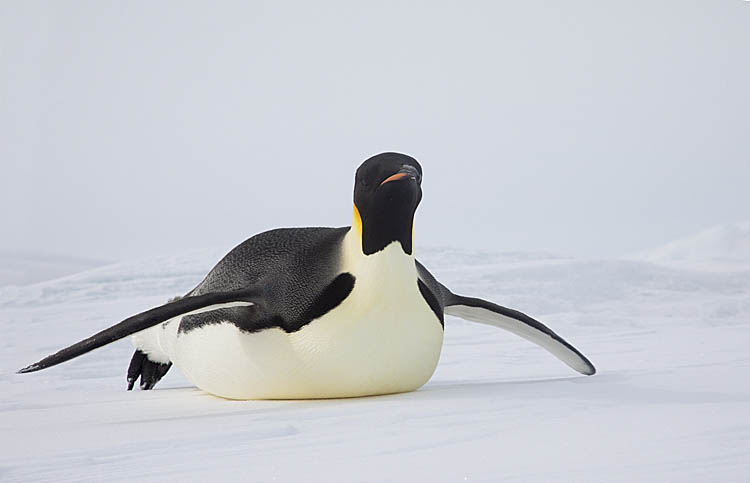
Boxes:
[17,288,262,374]
[444,295,596,375]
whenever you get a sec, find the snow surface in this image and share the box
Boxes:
[1,232,749,482]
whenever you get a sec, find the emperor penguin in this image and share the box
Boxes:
[18,152,595,399]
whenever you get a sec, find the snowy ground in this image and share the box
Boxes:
[1,226,749,482]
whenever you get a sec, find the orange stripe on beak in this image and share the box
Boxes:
[380,172,408,186]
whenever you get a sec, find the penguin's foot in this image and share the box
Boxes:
[126,349,172,391]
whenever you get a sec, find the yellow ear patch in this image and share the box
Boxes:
[353,203,363,238]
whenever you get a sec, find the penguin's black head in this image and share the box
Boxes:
[353,152,423,256]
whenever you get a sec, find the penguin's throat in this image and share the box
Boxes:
[344,231,417,287]
[352,204,414,257]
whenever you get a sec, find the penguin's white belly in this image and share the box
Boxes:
[166,281,444,400]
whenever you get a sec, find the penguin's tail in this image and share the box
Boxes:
[17,288,261,374]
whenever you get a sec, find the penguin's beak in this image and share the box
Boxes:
[380,165,421,186]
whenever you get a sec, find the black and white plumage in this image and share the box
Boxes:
[19,152,595,399]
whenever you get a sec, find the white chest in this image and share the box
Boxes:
[287,249,444,396]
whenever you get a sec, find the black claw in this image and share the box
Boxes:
[126,350,147,389]
[125,349,172,392]
[141,361,156,389]
[143,360,155,379]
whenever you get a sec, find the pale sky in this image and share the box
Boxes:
[2,1,748,262]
